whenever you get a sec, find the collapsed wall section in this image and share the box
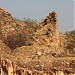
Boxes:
[36,11,60,50]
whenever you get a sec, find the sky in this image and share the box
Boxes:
[0,0,74,32]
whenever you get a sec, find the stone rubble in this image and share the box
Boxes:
[0,8,75,75]
[0,58,75,75]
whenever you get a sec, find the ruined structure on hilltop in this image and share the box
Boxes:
[36,11,60,50]
[42,11,57,25]
[0,8,60,50]
[1,8,75,75]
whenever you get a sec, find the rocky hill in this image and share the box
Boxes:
[0,8,75,75]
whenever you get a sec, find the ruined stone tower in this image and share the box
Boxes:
[36,11,60,50]
[43,11,60,50]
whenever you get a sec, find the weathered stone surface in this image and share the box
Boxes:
[35,11,60,50]
[0,8,29,49]
[0,8,75,74]
[0,58,75,75]
[0,9,60,50]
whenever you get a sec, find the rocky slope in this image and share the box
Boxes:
[0,8,75,74]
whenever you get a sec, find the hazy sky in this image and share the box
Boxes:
[0,0,74,32]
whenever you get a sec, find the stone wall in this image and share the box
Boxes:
[36,11,60,50]
[0,8,61,50]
